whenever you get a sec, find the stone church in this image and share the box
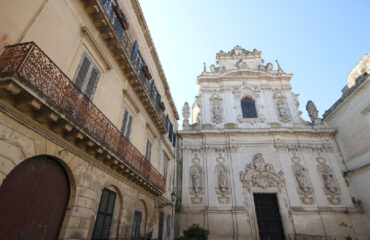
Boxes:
[177,46,370,239]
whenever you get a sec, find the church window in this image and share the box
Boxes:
[241,97,257,118]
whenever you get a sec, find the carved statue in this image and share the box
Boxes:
[295,167,311,193]
[210,97,223,124]
[218,171,227,190]
[277,100,290,119]
[275,60,284,74]
[192,170,201,193]
[322,170,338,194]
[306,100,322,124]
[182,102,190,129]
[210,64,216,72]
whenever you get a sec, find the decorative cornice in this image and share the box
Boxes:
[130,0,179,120]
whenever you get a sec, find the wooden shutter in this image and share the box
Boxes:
[85,66,100,99]
[158,212,164,240]
[145,140,152,161]
[166,215,172,238]
[168,122,173,142]
[75,55,91,89]
[125,115,133,138]
[121,110,129,135]
[131,41,138,62]
[172,132,176,147]
[92,188,116,240]
[163,160,168,182]
[130,211,142,239]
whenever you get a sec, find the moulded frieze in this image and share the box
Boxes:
[274,143,334,152]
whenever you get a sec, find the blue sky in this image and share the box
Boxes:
[139,0,370,122]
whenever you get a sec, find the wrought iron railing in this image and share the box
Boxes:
[0,42,165,192]
[98,0,167,129]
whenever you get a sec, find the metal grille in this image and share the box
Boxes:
[0,42,166,192]
[253,193,285,240]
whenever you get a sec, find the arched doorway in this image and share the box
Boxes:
[0,156,70,239]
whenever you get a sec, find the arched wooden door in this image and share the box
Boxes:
[0,156,70,240]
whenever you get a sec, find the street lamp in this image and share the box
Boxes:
[155,191,177,208]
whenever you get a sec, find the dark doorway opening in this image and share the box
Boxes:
[253,193,285,240]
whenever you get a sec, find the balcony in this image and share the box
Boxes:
[82,0,168,134]
[0,42,165,195]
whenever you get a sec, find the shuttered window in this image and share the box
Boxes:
[73,53,101,99]
[163,160,168,182]
[92,188,116,240]
[172,132,176,147]
[130,211,142,239]
[145,139,152,161]
[158,212,164,240]
[121,108,133,139]
[168,122,173,142]
[166,215,172,239]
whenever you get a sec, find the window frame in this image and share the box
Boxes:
[73,52,101,100]
[120,107,133,139]
[92,188,116,240]
[145,138,152,162]
[241,97,258,118]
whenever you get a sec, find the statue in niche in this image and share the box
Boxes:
[295,166,311,193]
[277,99,290,119]
[306,100,322,124]
[218,171,227,190]
[182,102,190,130]
[322,169,339,194]
[210,95,223,124]
[192,170,201,193]
[215,165,231,204]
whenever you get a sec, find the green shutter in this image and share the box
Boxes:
[121,110,129,135]
[75,55,91,90]
[125,115,133,138]
[85,66,100,99]
[92,188,116,240]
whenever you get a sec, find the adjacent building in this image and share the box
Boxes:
[324,53,370,221]
[0,0,178,239]
[177,46,370,240]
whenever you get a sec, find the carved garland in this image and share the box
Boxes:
[316,154,341,205]
[290,153,314,205]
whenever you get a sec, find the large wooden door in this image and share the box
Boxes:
[0,156,69,240]
[253,193,285,240]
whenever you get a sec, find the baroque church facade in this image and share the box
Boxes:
[177,46,370,240]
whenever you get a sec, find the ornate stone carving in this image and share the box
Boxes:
[210,93,223,124]
[215,163,231,204]
[291,154,314,205]
[306,100,322,124]
[316,157,341,205]
[182,102,190,130]
[189,165,204,204]
[275,60,285,74]
[240,153,284,191]
[274,90,291,123]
